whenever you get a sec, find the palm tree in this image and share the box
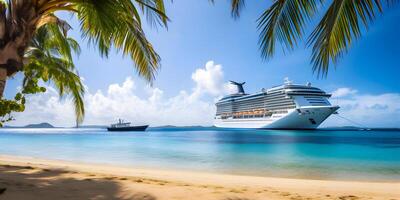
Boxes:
[0,23,84,126]
[0,0,168,98]
[214,0,397,76]
[23,24,84,124]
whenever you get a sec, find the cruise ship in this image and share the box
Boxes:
[214,79,339,129]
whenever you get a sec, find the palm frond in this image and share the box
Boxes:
[135,0,169,28]
[45,57,85,124]
[35,0,168,83]
[76,0,161,82]
[308,0,383,76]
[208,0,245,19]
[36,13,72,36]
[67,38,81,55]
[257,0,322,59]
[24,24,85,124]
[46,24,78,65]
[230,0,245,19]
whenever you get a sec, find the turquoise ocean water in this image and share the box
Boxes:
[0,128,399,181]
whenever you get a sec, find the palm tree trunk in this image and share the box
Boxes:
[0,43,25,98]
[0,67,6,98]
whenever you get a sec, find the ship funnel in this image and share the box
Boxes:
[229,81,246,94]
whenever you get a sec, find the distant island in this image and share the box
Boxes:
[3,122,55,128]
[24,122,55,128]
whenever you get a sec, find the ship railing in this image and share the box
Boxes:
[111,122,131,127]
[219,109,277,119]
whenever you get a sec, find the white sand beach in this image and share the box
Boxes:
[0,155,399,200]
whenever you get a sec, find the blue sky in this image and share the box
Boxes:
[4,1,400,127]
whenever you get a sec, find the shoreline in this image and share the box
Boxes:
[0,155,399,199]
[0,154,398,183]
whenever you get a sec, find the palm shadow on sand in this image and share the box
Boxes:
[0,164,156,200]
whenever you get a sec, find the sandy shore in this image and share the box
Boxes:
[0,155,398,200]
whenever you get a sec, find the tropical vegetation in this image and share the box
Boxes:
[0,0,168,126]
[214,0,397,75]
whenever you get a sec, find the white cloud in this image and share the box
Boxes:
[9,87,76,126]
[9,61,231,127]
[191,61,222,95]
[190,61,232,98]
[9,64,400,128]
[331,87,358,98]
[323,88,400,127]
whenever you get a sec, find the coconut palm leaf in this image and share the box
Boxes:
[222,0,397,76]
[257,0,322,60]
[32,0,169,83]
[24,24,84,124]
[72,0,163,82]
[209,0,246,18]
[230,0,246,18]
[308,0,383,76]
[137,0,170,27]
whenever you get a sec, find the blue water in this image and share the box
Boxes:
[0,128,399,181]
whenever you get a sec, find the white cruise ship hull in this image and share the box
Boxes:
[214,106,339,129]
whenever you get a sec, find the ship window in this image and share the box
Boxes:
[309,118,316,125]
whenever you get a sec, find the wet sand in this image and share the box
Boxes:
[0,155,399,200]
